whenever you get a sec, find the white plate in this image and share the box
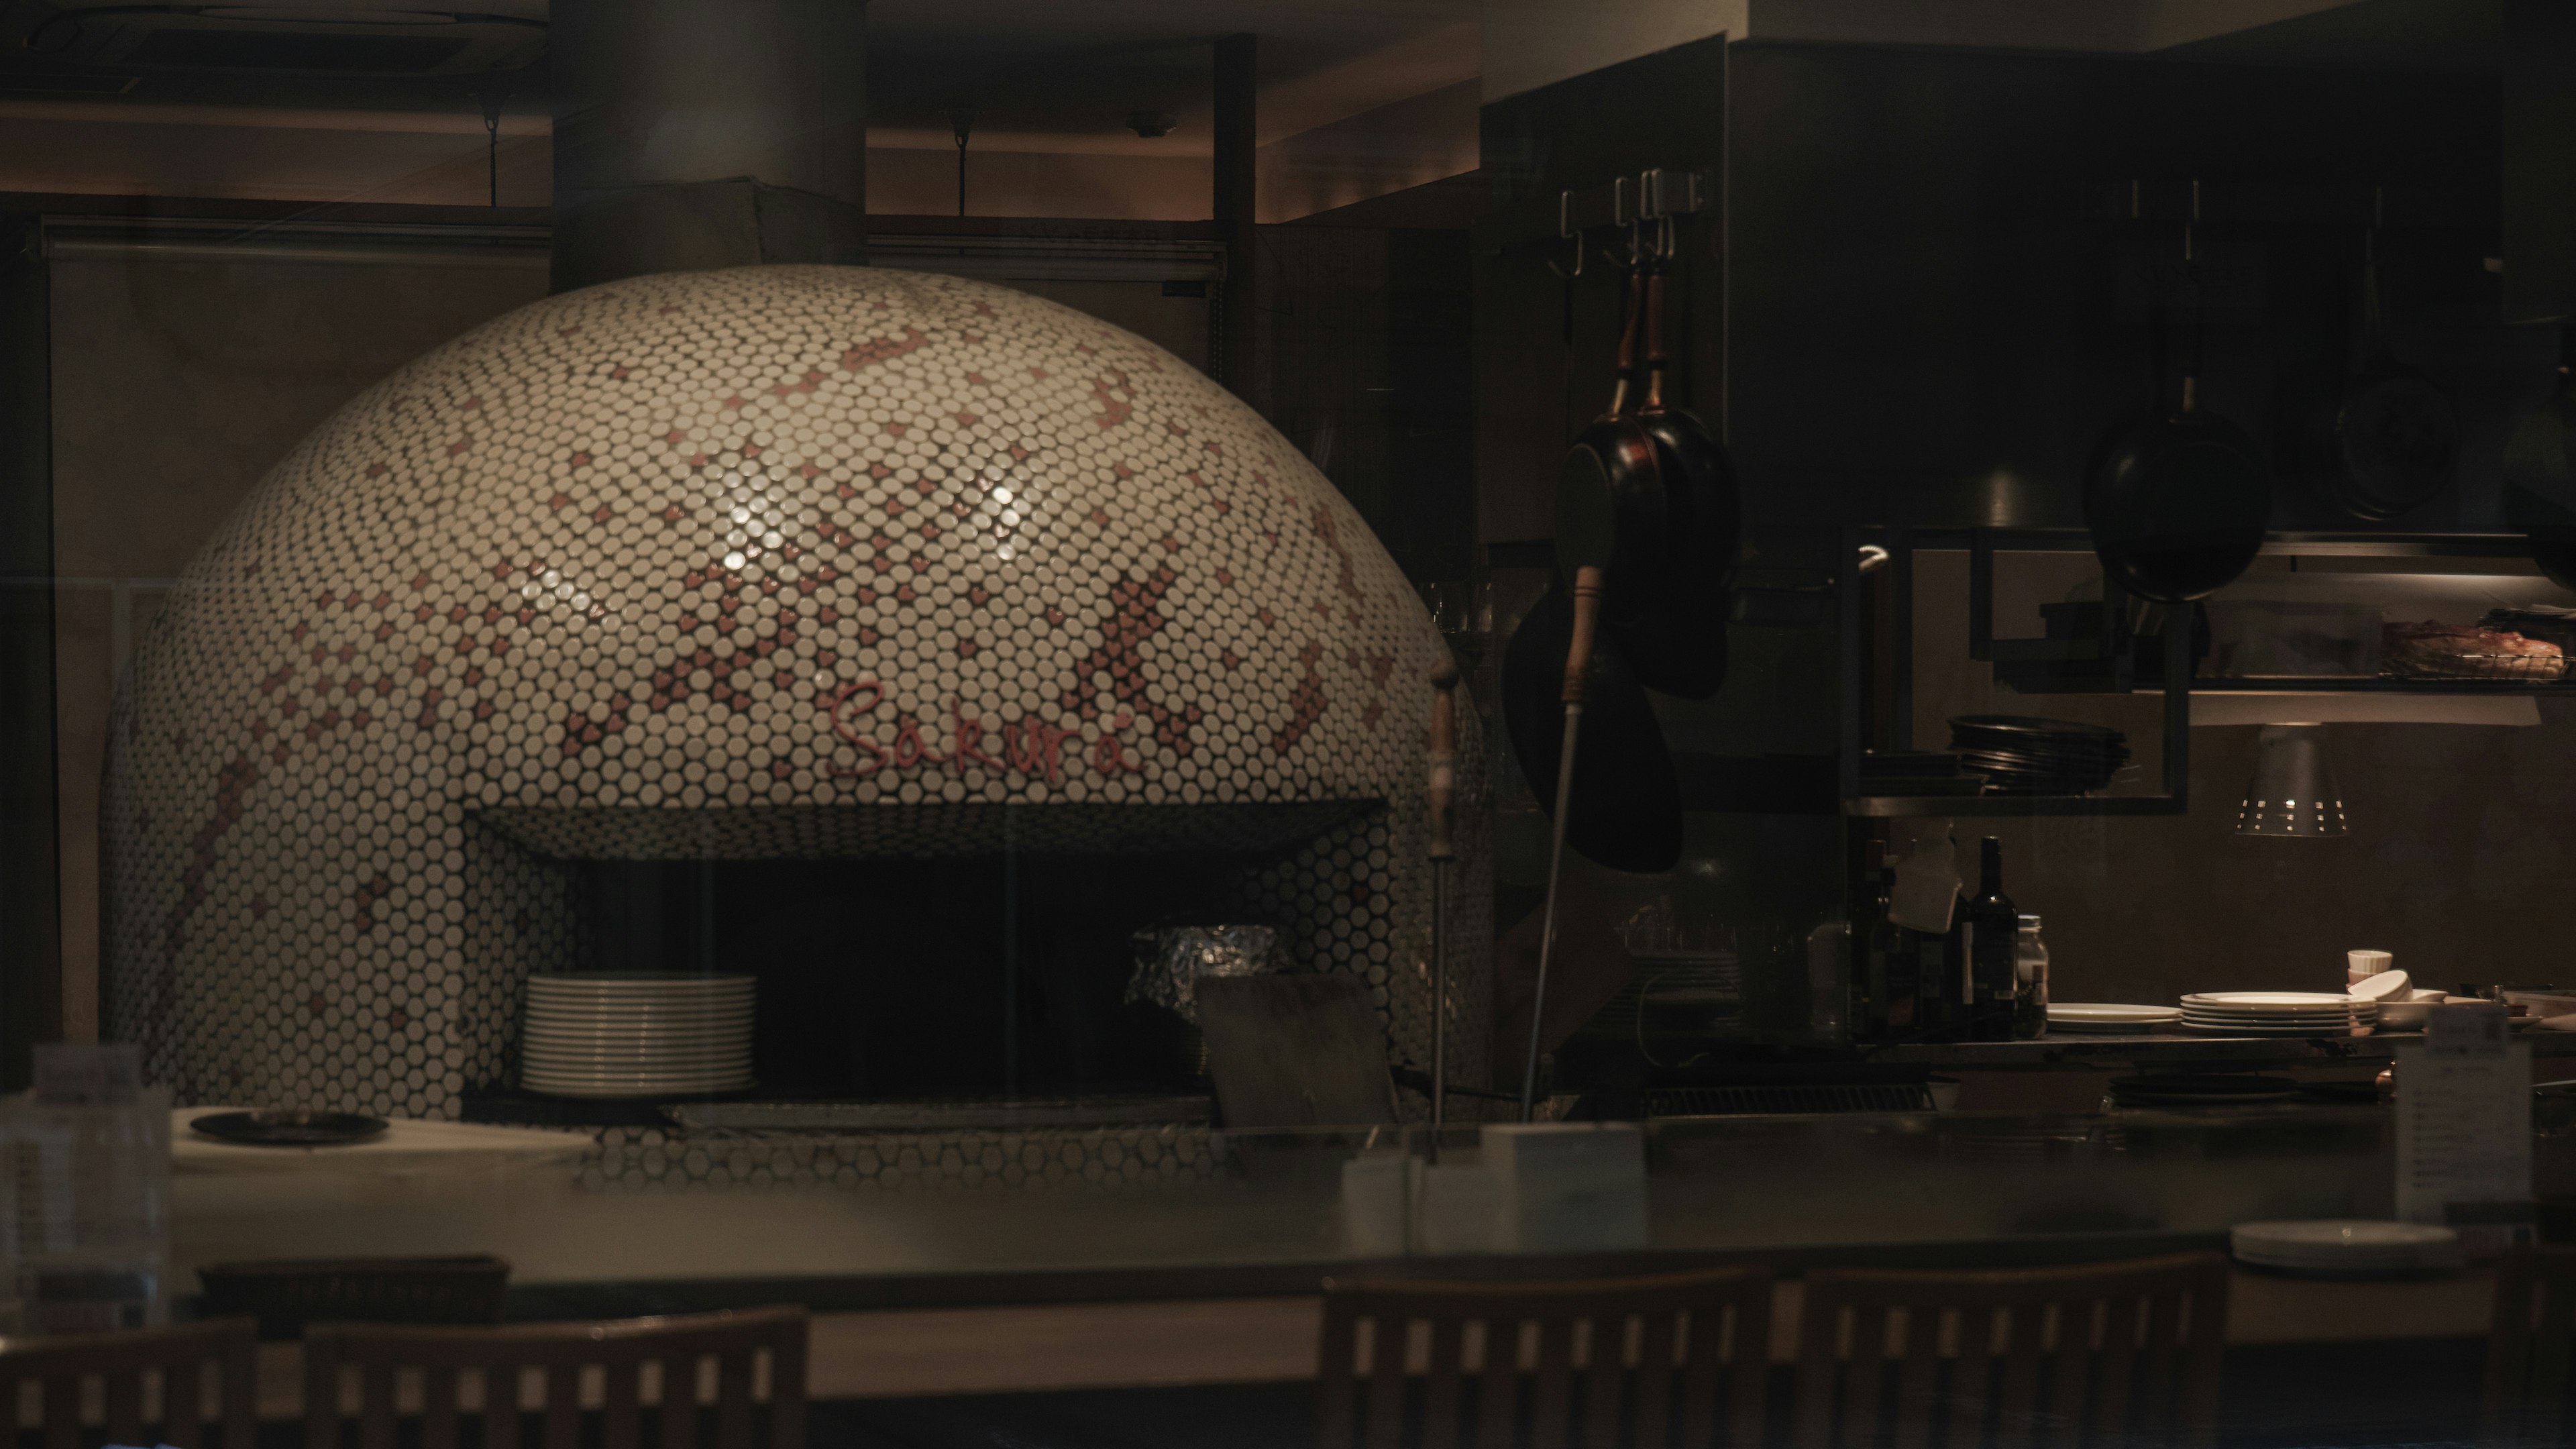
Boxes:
[2349,970,2412,1003]
[522,1080,753,1099]
[521,1065,752,1084]
[2048,1004,2184,1026]
[524,1046,751,1061]
[528,973,755,987]
[517,1020,752,1031]
[2232,1220,2459,1261]
[527,1011,753,1024]
[2180,1005,2363,1016]
[2181,1022,2363,1036]
[2184,991,2357,1007]
[523,1048,753,1065]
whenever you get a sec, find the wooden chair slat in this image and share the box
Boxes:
[1316,1294,1360,1449]
[42,1374,80,1449]
[661,1354,699,1449]
[1422,1317,1466,1449]
[0,1323,254,1449]
[1529,1315,1575,1449]
[1364,1313,1407,1449]
[299,1308,806,1449]
[1945,1305,1996,1449]
[1579,1311,1628,1449]
[541,1363,580,1449]
[481,1364,517,1449]
[1472,1320,1518,1449]
[360,1363,397,1449]
[1994,1300,2050,1448]
[603,1361,641,1449]
[420,1365,459,1449]
[1889,1303,1938,1449]
[1794,1253,2229,1449]
[165,1359,205,1449]
[1321,1271,1770,1449]
[716,1348,755,1449]
[1631,1309,1676,1449]
[104,1367,144,1449]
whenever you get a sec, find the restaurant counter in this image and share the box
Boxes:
[170,1100,2540,1403]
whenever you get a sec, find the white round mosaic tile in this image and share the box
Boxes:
[102,264,1491,1119]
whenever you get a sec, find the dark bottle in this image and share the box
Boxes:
[1915,914,1961,1042]
[1963,837,2018,1042]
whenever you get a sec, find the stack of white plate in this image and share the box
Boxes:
[2230,1220,2462,1277]
[2047,1003,2184,1033]
[521,973,754,1099]
[2180,991,2375,1036]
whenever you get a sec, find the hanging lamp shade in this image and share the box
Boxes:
[2237,724,2348,837]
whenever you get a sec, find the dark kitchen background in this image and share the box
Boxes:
[3,0,2568,1081]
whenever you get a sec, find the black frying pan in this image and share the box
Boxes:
[2505,325,2576,590]
[1625,260,1736,701]
[2323,196,2457,519]
[1553,266,1669,647]
[1501,584,1682,873]
[2086,197,2269,604]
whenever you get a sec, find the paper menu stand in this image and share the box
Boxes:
[5,1044,171,1333]
[2396,1002,2534,1254]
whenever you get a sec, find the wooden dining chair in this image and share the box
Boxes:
[0,1317,258,1449]
[2483,1245,2576,1446]
[1316,1267,1774,1449]
[304,1305,807,1449]
[1792,1251,2229,1449]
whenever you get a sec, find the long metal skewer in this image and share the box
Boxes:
[1426,659,1460,1130]
[1519,565,1605,1122]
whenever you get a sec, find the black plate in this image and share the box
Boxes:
[190,1110,390,1148]
[1950,714,2126,741]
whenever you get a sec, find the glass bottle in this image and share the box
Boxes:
[2014,913,2050,1040]
[1963,837,2018,1042]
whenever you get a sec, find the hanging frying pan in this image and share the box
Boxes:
[1501,583,1682,873]
[2323,188,2457,520]
[1625,243,1737,701]
[1552,262,1670,658]
[2086,184,2270,605]
[2504,325,2576,590]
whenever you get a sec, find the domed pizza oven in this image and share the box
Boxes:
[102,261,1487,1118]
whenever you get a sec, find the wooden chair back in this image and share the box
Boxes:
[1317,1267,1774,1449]
[0,1317,258,1449]
[304,1306,806,1449]
[1792,1251,2229,1449]
[2483,1245,2576,1445]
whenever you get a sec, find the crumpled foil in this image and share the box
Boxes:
[1125,924,1287,1024]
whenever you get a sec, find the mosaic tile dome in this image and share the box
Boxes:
[104,264,1490,1118]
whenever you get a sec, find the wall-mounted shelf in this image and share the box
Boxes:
[1844,794,2194,818]
[1865,1028,2576,1070]
[1839,527,2192,820]
[2001,667,2576,697]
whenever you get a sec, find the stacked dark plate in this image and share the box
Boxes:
[1947,715,2131,796]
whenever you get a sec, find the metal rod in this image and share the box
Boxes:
[1519,566,1605,1122]
[1002,802,1018,1097]
[1426,660,1460,1130]
[1519,702,1583,1122]
[1430,860,1450,1128]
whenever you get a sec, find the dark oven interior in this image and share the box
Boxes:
[559,853,1269,1102]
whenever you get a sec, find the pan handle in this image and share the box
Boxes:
[1426,661,1459,861]
[1563,566,1605,704]
[1640,266,1671,414]
[1606,268,1646,418]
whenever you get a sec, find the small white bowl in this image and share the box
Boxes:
[2378,1000,2432,1031]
